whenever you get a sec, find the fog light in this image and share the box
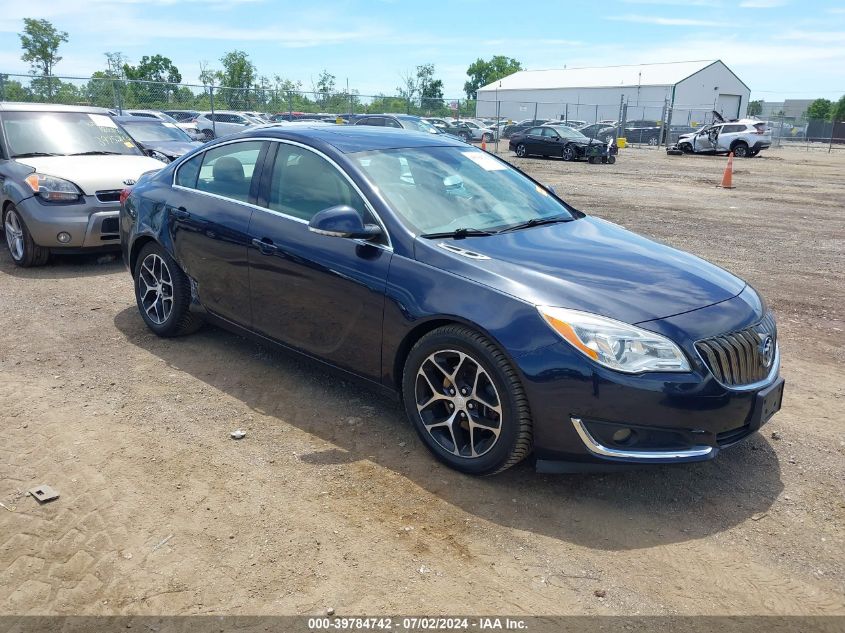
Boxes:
[612,428,633,444]
[57,232,71,243]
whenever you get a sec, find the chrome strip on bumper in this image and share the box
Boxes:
[570,417,714,461]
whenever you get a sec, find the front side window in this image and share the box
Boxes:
[2,111,143,157]
[355,146,575,235]
[267,144,369,223]
[193,141,263,203]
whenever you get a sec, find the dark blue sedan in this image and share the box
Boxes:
[119,125,784,475]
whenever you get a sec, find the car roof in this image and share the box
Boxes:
[234,124,466,153]
[0,102,112,114]
[113,115,170,123]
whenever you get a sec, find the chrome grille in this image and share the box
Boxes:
[696,313,777,387]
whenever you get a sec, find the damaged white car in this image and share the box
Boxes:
[676,119,772,158]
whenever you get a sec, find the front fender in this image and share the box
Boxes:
[0,161,37,207]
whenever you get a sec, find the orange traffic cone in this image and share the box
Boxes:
[481,136,487,151]
[718,152,735,189]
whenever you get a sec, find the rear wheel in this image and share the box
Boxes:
[732,141,749,158]
[3,205,49,267]
[561,145,576,161]
[515,144,527,158]
[134,242,203,337]
[402,325,532,475]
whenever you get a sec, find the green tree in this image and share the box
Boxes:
[417,64,443,112]
[463,55,522,99]
[122,54,182,105]
[0,75,31,101]
[806,98,833,121]
[747,100,762,116]
[830,95,845,122]
[216,50,256,108]
[19,18,69,99]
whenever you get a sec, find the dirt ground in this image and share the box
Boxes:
[1,145,843,618]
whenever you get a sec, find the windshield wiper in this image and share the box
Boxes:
[420,227,495,239]
[496,215,573,234]
[69,151,123,155]
[12,152,64,158]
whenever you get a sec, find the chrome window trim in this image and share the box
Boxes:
[571,417,714,461]
[171,136,393,251]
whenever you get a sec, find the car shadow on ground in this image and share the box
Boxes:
[0,249,123,279]
[113,308,784,552]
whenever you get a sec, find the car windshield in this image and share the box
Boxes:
[354,146,576,235]
[3,111,143,157]
[550,126,589,140]
[120,120,192,142]
[401,118,439,134]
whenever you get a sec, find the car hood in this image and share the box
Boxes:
[15,155,165,195]
[138,139,203,158]
[415,216,746,324]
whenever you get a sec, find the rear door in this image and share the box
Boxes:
[246,141,392,379]
[524,127,545,154]
[168,139,269,326]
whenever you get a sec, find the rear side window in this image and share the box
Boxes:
[194,141,263,203]
[267,144,367,222]
[722,124,745,134]
[175,153,202,188]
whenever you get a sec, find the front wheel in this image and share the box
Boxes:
[515,144,527,158]
[402,325,533,475]
[647,136,659,146]
[561,145,576,161]
[3,205,49,267]
[134,242,203,337]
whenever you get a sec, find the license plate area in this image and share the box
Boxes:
[751,378,784,430]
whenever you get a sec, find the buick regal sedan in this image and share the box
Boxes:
[120,125,783,475]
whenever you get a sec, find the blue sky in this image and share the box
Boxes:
[0,0,843,101]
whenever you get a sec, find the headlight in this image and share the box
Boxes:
[537,306,690,373]
[24,173,82,202]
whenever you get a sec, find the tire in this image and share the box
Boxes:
[201,129,215,141]
[515,144,527,158]
[3,205,49,267]
[679,143,693,154]
[402,325,533,476]
[133,241,203,337]
[732,141,749,158]
[607,155,617,164]
[461,132,471,142]
[647,136,659,146]
[588,156,598,164]
[561,145,576,161]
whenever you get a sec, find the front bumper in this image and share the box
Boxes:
[517,289,783,469]
[17,194,121,250]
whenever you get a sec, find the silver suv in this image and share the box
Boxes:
[677,120,772,158]
[0,103,164,266]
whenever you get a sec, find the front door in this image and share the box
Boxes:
[247,142,392,380]
[168,139,267,326]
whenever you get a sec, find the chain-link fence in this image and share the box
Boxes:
[2,72,842,151]
[0,72,478,119]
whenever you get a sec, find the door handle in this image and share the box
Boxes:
[171,206,190,220]
[251,237,278,255]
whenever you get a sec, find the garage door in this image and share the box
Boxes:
[717,94,741,119]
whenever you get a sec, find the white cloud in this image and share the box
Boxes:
[608,14,730,26]
[777,30,845,43]
[739,0,787,7]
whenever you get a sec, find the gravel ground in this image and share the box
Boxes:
[1,145,843,618]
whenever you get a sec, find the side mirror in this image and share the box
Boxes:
[308,205,382,240]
